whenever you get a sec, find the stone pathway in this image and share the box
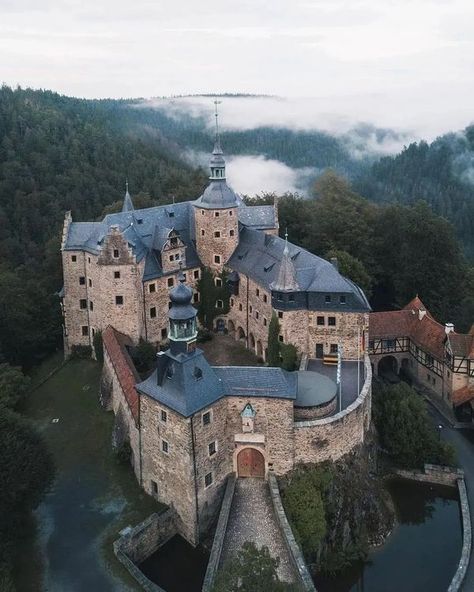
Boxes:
[220,478,297,583]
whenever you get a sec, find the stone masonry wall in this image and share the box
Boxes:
[194,205,239,271]
[140,394,199,544]
[226,396,295,475]
[294,355,372,464]
[101,346,141,480]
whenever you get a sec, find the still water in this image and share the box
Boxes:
[314,479,462,592]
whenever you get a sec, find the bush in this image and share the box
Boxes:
[70,345,92,359]
[93,330,103,363]
[132,339,157,374]
[373,382,457,469]
[267,313,281,367]
[197,328,213,343]
[280,343,298,371]
[281,465,331,560]
[212,542,298,592]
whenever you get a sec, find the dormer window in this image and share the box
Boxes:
[325,295,331,304]
[113,249,119,258]
[194,367,203,380]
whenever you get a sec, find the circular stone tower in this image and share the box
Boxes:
[194,107,239,272]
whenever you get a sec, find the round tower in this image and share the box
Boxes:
[194,103,239,272]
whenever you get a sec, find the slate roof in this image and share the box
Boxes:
[452,385,474,407]
[197,179,239,209]
[136,349,225,417]
[227,227,370,310]
[213,366,297,400]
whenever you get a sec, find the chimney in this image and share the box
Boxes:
[330,257,339,272]
[418,309,426,320]
[156,351,168,386]
[445,322,455,335]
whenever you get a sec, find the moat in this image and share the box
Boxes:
[16,357,462,592]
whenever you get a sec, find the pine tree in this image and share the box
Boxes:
[267,313,281,367]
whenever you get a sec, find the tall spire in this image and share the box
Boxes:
[122,179,135,212]
[270,231,299,292]
[209,99,226,181]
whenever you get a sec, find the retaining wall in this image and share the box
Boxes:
[113,508,179,591]
[293,355,372,464]
[268,473,317,592]
[202,474,236,592]
[394,464,464,487]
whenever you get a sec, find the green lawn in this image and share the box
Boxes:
[18,357,164,592]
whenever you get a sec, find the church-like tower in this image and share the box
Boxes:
[194,103,239,272]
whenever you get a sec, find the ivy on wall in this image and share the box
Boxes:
[196,267,231,330]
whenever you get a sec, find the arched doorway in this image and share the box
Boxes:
[249,333,256,351]
[228,320,236,338]
[378,355,399,381]
[237,448,265,478]
[237,326,246,342]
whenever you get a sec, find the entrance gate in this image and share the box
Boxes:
[237,448,265,478]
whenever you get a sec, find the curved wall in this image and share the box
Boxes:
[294,355,372,464]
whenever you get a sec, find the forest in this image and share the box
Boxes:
[1,85,474,371]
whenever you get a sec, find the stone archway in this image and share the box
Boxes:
[228,319,236,338]
[378,355,399,377]
[249,333,256,351]
[237,326,246,342]
[237,447,265,478]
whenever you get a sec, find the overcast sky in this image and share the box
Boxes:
[1,0,474,137]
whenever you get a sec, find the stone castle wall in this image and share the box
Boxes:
[194,205,239,271]
[294,354,372,464]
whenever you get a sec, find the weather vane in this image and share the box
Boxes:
[213,99,222,138]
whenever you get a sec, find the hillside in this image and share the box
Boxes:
[0,86,207,367]
[356,128,474,258]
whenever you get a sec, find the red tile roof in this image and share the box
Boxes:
[452,385,474,407]
[102,326,140,424]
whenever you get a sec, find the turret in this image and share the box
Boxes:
[167,270,198,356]
[122,181,134,212]
[194,101,239,271]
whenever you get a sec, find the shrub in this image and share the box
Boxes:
[280,343,298,371]
[267,313,281,367]
[132,339,157,374]
[70,345,92,359]
[93,330,103,363]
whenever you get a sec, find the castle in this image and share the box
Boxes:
[60,125,373,544]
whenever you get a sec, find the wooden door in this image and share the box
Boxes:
[237,448,265,478]
[316,343,324,358]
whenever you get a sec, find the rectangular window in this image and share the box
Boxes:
[214,212,220,217]
[149,283,156,293]
[151,480,158,495]
[113,249,119,258]
[193,292,199,303]
[317,316,325,326]
[255,311,259,320]
[161,410,167,422]
[115,295,123,305]
[277,292,283,301]
[80,299,87,309]
[328,317,336,326]
[201,229,205,236]
[79,276,85,285]
[216,300,223,309]
[81,326,88,336]
[263,317,267,327]
[88,257,91,264]
[214,231,221,238]
[194,270,200,279]
[263,294,268,303]
[279,335,284,342]
[340,295,346,304]
[256,288,260,297]
[168,278,174,287]
[114,271,120,279]
[289,294,295,302]
[239,303,243,311]
[230,298,234,306]
[88,278,92,287]
[161,328,167,339]
[325,295,331,304]
[161,439,169,454]
[215,278,222,287]
[230,229,235,237]
[249,305,253,313]
[214,255,221,264]
[278,311,283,319]
[71,255,77,262]
[208,441,217,457]
[205,472,213,487]
[150,307,157,318]
[202,411,212,426]
[89,301,93,311]
[330,344,338,353]
[229,210,233,216]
